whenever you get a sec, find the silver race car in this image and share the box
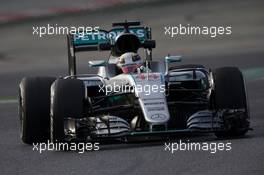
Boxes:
[19,21,250,144]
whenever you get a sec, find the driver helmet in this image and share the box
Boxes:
[117,52,143,73]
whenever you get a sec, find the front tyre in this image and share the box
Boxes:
[19,77,55,144]
[50,78,85,143]
[213,67,250,138]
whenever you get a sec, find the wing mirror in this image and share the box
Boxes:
[165,55,182,63]
[165,55,182,74]
[88,60,107,67]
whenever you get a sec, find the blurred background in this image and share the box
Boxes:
[0,0,263,174]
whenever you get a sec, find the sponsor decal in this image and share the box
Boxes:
[147,107,165,111]
[74,27,147,45]
[151,113,166,120]
[144,102,165,106]
[135,73,160,81]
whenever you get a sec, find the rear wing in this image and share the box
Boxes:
[70,27,151,51]
[67,25,154,76]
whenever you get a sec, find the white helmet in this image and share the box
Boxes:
[117,52,143,73]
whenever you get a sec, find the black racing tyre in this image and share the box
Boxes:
[50,78,85,143]
[213,67,250,138]
[19,77,56,144]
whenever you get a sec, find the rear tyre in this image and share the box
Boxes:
[213,67,250,138]
[50,78,85,143]
[19,77,55,144]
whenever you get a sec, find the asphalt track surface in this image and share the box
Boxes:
[0,0,264,174]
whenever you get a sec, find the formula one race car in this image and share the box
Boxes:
[19,21,250,144]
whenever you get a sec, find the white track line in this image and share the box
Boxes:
[0,99,17,104]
